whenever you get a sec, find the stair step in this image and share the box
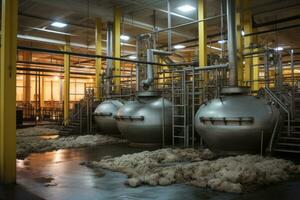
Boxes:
[173,125,185,128]
[173,136,185,139]
[273,148,300,153]
[279,137,300,140]
[173,115,185,118]
[276,143,300,147]
[281,126,300,131]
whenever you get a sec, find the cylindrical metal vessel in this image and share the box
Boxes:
[94,100,124,134]
[115,91,172,145]
[195,87,279,154]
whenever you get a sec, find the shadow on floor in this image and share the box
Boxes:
[0,183,44,200]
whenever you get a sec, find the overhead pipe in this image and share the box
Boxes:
[226,0,238,86]
[141,49,172,90]
[18,46,193,67]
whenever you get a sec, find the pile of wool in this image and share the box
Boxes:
[87,149,300,193]
[17,134,127,159]
[17,127,59,137]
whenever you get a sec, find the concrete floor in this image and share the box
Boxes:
[1,143,300,200]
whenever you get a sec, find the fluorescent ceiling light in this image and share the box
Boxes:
[207,45,222,51]
[51,22,68,28]
[120,35,130,41]
[174,44,186,49]
[218,40,226,44]
[241,30,245,36]
[177,5,196,12]
[128,55,137,60]
[32,27,72,36]
[274,47,283,51]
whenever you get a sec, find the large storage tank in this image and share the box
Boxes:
[115,91,172,145]
[94,100,124,134]
[194,87,279,154]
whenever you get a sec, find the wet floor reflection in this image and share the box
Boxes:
[17,144,300,200]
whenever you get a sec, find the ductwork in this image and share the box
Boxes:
[106,22,113,95]
[226,0,238,86]
[141,49,172,90]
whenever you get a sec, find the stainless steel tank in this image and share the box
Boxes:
[94,100,124,134]
[194,87,279,154]
[115,91,172,145]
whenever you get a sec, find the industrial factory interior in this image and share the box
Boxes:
[1,0,300,199]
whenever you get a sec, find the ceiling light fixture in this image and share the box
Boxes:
[241,30,245,36]
[274,47,283,51]
[174,44,186,49]
[217,40,226,44]
[177,5,196,12]
[120,35,130,41]
[51,22,68,28]
[128,55,137,60]
[32,27,72,36]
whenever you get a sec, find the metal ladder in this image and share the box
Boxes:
[186,68,206,147]
[171,69,189,147]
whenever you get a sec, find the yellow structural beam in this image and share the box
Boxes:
[242,0,252,86]
[0,0,18,184]
[40,73,44,108]
[63,37,71,126]
[95,18,102,100]
[113,6,121,94]
[198,0,207,67]
[252,34,259,92]
[23,52,31,103]
[236,0,243,85]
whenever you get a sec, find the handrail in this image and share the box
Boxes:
[263,87,291,135]
[269,115,280,152]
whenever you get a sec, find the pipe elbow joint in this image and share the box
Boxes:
[141,78,154,90]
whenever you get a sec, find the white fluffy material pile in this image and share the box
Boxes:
[17,133,127,159]
[87,148,300,193]
[17,127,59,136]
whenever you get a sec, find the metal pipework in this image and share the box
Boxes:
[106,22,113,95]
[141,49,172,90]
[226,0,238,86]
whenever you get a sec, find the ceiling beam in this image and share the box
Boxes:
[28,0,194,39]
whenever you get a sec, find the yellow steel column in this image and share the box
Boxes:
[236,0,243,85]
[198,0,207,67]
[113,6,121,94]
[252,34,259,92]
[243,0,252,86]
[23,52,31,103]
[95,18,102,101]
[40,73,44,108]
[63,37,71,126]
[0,0,18,184]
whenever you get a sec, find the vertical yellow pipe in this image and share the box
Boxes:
[236,0,243,85]
[95,18,102,100]
[113,6,121,94]
[64,37,71,126]
[40,73,44,108]
[243,0,252,86]
[23,52,31,103]
[198,0,207,67]
[252,33,259,92]
[0,0,18,184]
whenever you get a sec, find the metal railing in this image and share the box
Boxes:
[261,87,291,135]
[268,116,280,152]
